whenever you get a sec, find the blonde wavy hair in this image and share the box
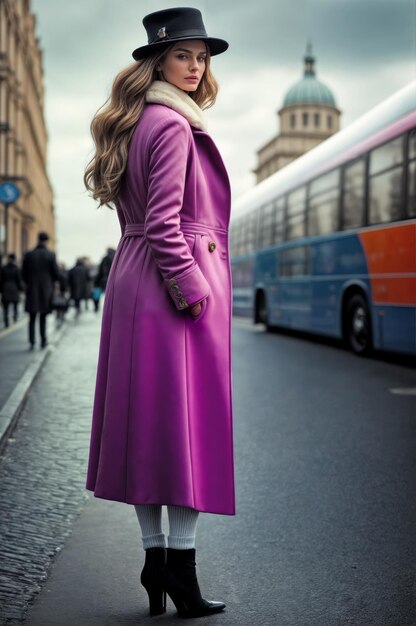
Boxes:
[84,42,218,207]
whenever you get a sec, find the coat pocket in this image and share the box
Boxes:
[183,233,197,258]
[189,234,209,323]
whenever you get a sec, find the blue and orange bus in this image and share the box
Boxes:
[230,81,416,355]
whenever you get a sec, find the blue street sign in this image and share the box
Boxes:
[0,182,20,204]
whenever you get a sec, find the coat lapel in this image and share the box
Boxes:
[191,128,232,213]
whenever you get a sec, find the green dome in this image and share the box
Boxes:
[283,45,336,108]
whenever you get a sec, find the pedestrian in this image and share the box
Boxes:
[80,256,93,310]
[0,253,22,328]
[90,283,102,312]
[21,232,60,349]
[68,258,90,316]
[52,262,70,324]
[95,247,115,292]
[91,247,115,311]
[83,7,235,620]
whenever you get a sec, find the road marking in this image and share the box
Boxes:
[389,387,416,396]
[0,319,26,341]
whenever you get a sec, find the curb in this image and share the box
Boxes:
[0,321,69,455]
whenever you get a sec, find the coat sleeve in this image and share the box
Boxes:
[143,114,210,311]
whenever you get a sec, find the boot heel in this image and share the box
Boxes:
[144,586,166,616]
[164,585,188,616]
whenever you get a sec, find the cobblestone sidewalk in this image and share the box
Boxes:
[0,310,101,624]
[0,314,65,413]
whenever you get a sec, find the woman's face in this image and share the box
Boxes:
[156,40,207,93]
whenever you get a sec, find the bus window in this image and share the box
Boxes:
[279,246,311,277]
[258,202,275,249]
[240,216,250,256]
[408,161,416,216]
[240,210,259,255]
[370,135,403,174]
[232,218,244,257]
[409,130,416,159]
[342,158,366,230]
[273,196,285,244]
[408,130,416,217]
[308,169,340,236]
[248,210,259,252]
[229,220,238,257]
[286,186,306,240]
[369,135,404,224]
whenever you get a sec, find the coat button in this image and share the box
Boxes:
[208,241,216,252]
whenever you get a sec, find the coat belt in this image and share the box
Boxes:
[123,222,228,238]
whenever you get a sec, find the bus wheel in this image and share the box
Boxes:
[345,293,372,355]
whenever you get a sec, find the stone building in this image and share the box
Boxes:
[0,0,54,260]
[254,44,341,184]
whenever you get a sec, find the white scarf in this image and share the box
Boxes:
[145,80,207,132]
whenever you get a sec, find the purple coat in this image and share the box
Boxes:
[85,102,236,515]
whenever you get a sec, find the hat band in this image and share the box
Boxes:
[149,27,207,44]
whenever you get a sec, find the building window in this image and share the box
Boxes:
[290,113,296,128]
[327,115,332,129]
[302,113,308,127]
[314,113,320,128]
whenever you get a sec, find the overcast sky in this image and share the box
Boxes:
[31,0,416,266]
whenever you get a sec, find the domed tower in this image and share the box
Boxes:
[254,44,341,184]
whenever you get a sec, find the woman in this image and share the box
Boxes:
[84,7,235,619]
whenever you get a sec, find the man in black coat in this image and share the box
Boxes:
[21,231,60,349]
[0,253,22,328]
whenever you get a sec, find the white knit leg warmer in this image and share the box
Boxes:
[167,505,199,550]
[134,504,166,549]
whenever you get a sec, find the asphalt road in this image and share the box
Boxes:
[2,314,415,625]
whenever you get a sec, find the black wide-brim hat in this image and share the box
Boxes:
[132,7,229,60]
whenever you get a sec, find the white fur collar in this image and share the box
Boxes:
[145,80,207,132]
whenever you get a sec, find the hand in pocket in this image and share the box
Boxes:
[190,301,202,318]
[190,299,206,319]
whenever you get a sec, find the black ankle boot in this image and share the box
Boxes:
[140,547,167,616]
[163,548,226,618]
